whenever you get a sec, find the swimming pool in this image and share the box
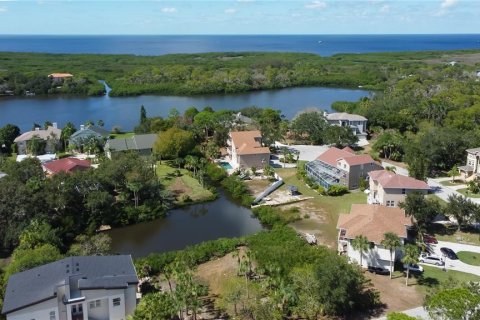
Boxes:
[219,162,233,170]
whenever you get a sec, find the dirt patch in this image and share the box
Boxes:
[169,177,192,197]
[366,272,424,314]
[245,179,271,196]
[195,250,241,295]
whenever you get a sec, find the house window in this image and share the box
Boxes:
[386,200,395,207]
[89,300,101,309]
[113,298,121,307]
[49,311,55,320]
[402,189,406,194]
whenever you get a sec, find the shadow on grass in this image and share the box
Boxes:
[414,273,440,288]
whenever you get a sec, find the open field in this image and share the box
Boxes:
[436,231,480,246]
[457,251,480,266]
[440,180,465,187]
[156,163,213,204]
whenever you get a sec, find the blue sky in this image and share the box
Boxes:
[0,0,477,34]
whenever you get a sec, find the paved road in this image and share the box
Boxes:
[374,307,431,320]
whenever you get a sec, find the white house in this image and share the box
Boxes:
[227,130,270,170]
[459,147,480,181]
[337,204,413,269]
[2,255,138,320]
[325,112,368,141]
[367,170,430,207]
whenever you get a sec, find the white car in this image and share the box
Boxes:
[403,263,424,273]
[419,254,444,266]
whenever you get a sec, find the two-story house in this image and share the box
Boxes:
[367,170,430,207]
[337,204,413,269]
[104,134,157,159]
[14,124,62,155]
[69,125,110,150]
[459,147,480,181]
[325,112,368,141]
[1,255,138,320]
[305,147,383,189]
[227,131,271,170]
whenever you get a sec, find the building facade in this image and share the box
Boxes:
[14,124,62,155]
[459,147,480,181]
[325,112,368,141]
[2,256,138,320]
[305,147,382,189]
[368,170,430,207]
[227,131,270,170]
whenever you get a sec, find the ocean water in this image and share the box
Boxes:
[0,34,479,56]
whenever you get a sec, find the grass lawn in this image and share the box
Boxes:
[426,194,448,206]
[156,163,213,204]
[276,167,367,244]
[457,188,480,198]
[109,132,135,139]
[440,180,465,187]
[457,251,480,266]
[436,231,480,246]
[415,265,480,292]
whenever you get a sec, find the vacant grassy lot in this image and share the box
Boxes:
[436,230,480,246]
[440,180,464,187]
[457,188,480,198]
[275,167,367,245]
[457,251,480,266]
[156,163,213,204]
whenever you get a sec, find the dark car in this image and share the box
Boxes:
[440,247,458,260]
[367,266,390,275]
[423,234,438,244]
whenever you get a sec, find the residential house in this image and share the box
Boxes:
[1,255,138,320]
[305,147,382,189]
[227,131,271,170]
[459,147,480,181]
[337,204,413,268]
[69,125,110,150]
[325,112,368,141]
[368,170,430,207]
[43,158,92,176]
[104,134,157,159]
[14,124,62,155]
[48,73,74,85]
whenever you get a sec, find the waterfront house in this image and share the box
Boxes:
[1,255,138,320]
[305,147,382,189]
[43,158,92,176]
[227,130,271,170]
[104,134,157,159]
[325,112,368,141]
[69,125,110,150]
[48,73,74,85]
[337,204,413,268]
[14,124,62,155]
[458,147,480,181]
[367,170,430,207]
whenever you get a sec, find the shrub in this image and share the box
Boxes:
[205,163,227,182]
[326,185,349,196]
[252,206,300,227]
[359,178,368,191]
[317,185,326,194]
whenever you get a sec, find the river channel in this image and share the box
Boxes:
[0,86,370,132]
[108,190,263,258]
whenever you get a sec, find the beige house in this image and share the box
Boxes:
[368,170,429,207]
[459,147,480,181]
[48,73,74,84]
[227,131,270,170]
[14,124,62,155]
[337,204,413,268]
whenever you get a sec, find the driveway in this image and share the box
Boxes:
[380,161,409,176]
[374,307,431,320]
[420,240,480,276]
[274,142,328,161]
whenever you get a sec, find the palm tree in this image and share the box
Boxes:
[385,166,397,173]
[351,235,370,269]
[381,232,402,279]
[402,244,419,286]
[448,165,459,183]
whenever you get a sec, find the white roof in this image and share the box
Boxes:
[326,112,367,121]
[16,154,57,163]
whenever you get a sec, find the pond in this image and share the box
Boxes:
[0,86,370,132]
[108,190,263,258]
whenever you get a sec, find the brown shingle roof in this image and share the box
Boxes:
[368,170,429,190]
[317,147,375,167]
[230,131,270,155]
[48,73,73,78]
[337,204,413,244]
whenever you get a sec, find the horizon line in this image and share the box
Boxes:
[1,33,480,36]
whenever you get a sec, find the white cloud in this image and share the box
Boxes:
[379,4,389,13]
[441,0,458,9]
[225,8,237,14]
[161,7,177,13]
[305,1,327,10]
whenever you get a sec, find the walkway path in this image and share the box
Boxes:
[374,307,431,320]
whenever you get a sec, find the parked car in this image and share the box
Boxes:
[419,253,444,266]
[440,247,458,260]
[403,263,424,273]
[423,234,438,244]
[367,266,390,275]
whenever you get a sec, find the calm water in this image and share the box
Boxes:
[0,87,370,132]
[108,190,263,257]
[0,35,479,56]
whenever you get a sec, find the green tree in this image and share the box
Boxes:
[60,122,76,151]
[0,124,20,154]
[290,266,323,319]
[324,125,358,148]
[258,108,283,147]
[290,110,327,144]
[448,165,460,183]
[97,119,105,127]
[140,105,147,124]
[154,127,195,159]
[351,235,370,268]
[372,130,405,161]
[68,233,112,256]
[445,194,480,229]
[399,192,441,233]
[17,220,60,250]
[425,287,480,320]
[381,232,401,279]
[26,135,46,155]
[401,244,419,286]
[131,292,176,320]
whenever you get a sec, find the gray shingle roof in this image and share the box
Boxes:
[106,134,157,152]
[2,255,138,315]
